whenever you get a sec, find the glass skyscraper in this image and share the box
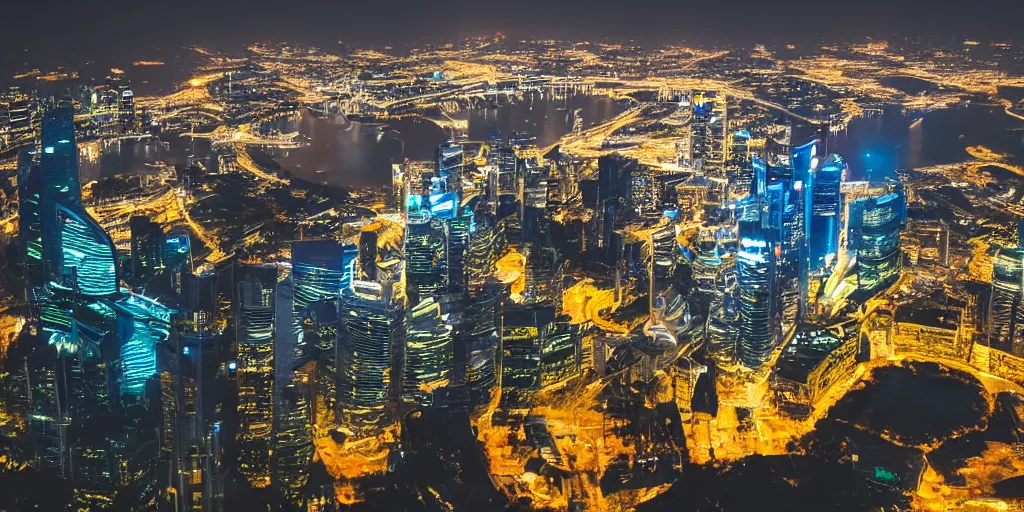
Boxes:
[736,234,776,369]
[847,181,904,295]
[810,154,845,271]
[403,297,452,405]
[337,279,406,426]
[735,164,779,370]
[112,294,173,397]
[405,218,448,304]
[989,247,1024,355]
[234,267,278,488]
[291,240,356,311]
[130,216,165,288]
[54,202,118,299]
[500,305,554,411]
[39,105,84,283]
[435,141,464,194]
[17,149,43,289]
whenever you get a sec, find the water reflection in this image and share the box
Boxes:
[829,103,1024,181]
[263,92,625,188]
[455,90,626,147]
[78,135,211,182]
[261,112,447,188]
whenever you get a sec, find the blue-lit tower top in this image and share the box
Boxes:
[809,154,846,271]
[291,240,357,311]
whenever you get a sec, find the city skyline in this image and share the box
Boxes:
[1,32,1024,512]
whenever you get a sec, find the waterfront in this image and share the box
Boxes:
[256,91,626,187]
[453,90,627,147]
[830,103,1024,181]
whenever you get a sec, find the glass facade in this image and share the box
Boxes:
[112,294,173,396]
[403,297,452,405]
[810,155,845,271]
[291,240,356,311]
[337,279,405,425]
[130,216,164,287]
[40,105,84,284]
[848,183,904,294]
[56,203,118,298]
[17,149,43,288]
[736,234,776,369]
[235,270,277,488]
[405,218,447,303]
[989,247,1024,355]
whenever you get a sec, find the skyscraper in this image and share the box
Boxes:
[846,180,904,295]
[56,203,118,298]
[736,234,776,369]
[446,212,472,294]
[17,149,43,290]
[405,218,447,304]
[234,266,278,489]
[403,297,453,405]
[735,162,779,370]
[39,105,83,277]
[130,216,165,287]
[500,305,555,411]
[337,279,406,426]
[118,86,135,132]
[273,360,314,509]
[809,155,845,271]
[460,281,503,403]
[290,239,356,370]
[358,230,378,282]
[689,91,727,175]
[989,247,1024,355]
[291,240,356,312]
[539,318,580,388]
[727,130,752,195]
[111,293,173,397]
[435,141,464,194]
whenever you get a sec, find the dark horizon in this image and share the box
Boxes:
[4,0,1023,60]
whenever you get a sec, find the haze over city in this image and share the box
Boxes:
[1,3,1024,511]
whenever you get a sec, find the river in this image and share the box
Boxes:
[81,95,1024,190]
[828,102,1024,181]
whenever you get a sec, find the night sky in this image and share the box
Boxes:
[3,0,1023,62]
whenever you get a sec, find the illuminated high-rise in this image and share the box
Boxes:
[359,230,378,282]
[735,233,776,369]
[291,240,356,311]
[234,266,278,489]
[809,155,845,271]
[735,161,779,370]
[55,203,118,298]
[290,239,356,367]
[405,217,447,304]
[499,305,554,411]
[689,91,727,175]
[727,130,752,194]
[446,213,472,294]
[273,360,314,508]
[403,297,452,405]
[539,318,580,388]
[435,141,464,194]
[118,86,135,131]
[111,293,173,398]
[467,212,503,292]
[337,279,406,426]
[460,281,502,402]
[17,149,43,290]
[39,105,82,276]
[989,247,1024,355]
[130,216,165,287]
[846,180,904,295]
